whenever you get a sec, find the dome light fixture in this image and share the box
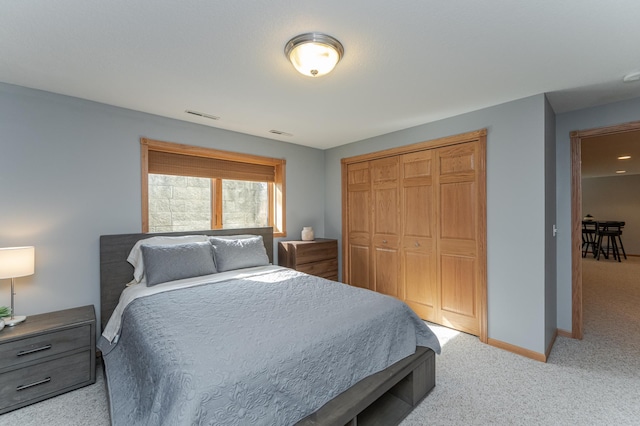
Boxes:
[285,33,344,77]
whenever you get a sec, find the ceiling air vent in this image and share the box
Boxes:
[269,130,293,137]
[185,110,220,120]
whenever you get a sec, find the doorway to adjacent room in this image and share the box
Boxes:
[570,120,640,339]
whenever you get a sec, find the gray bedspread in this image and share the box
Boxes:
[99,267,441,425]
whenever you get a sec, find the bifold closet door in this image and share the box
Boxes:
[436,142,482,336]
[370,157,400,298]
[345,162,372,290]
[400,151,438,322]
[342,129,487,341]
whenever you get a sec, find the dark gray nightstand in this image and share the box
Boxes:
[0,305,96,414]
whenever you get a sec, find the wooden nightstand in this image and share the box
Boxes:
[278,238,339,281]
[0,305,96,414]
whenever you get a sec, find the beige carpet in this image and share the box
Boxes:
[401,256,640,425]
[2,257,639,425]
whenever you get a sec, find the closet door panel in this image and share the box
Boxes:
[346,162,372,289]
[440,181,476,240]
[372,155,399,236]
[348,190,370,234]
[401,151,437,320]
[404,185,432,237]
[371,157,399,183]
[373,187,398,235]
[403,244,436,321]
[436,142,481,336]
[374,245,399,297]
[348,162,370,185]
[371,157,400,298]
[349,239,371,290]
[440,256,476,315]
[439,144,476,175]
[439,239,476,257]
[440,255,478,333]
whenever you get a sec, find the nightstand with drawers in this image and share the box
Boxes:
[0,305,96,414]
[278,238,339,281]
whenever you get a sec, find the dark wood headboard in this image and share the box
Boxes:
[99,227,273,331]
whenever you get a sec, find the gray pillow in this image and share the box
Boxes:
[141,242,217,286]
[209,235,269,272]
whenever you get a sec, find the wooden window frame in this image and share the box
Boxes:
[141,138,286,237]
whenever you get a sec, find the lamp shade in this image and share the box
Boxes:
[0,246,35,279]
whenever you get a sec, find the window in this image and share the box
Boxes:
[141,138,286,237]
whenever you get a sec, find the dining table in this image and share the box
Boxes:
[583,220,627,262]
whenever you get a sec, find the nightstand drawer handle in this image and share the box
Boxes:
[17,377,51,391]
[17,344,52,357]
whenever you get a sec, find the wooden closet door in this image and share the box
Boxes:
[436,142,483,336]
[346,162,372,290]
[400,151,438,321]
[342,129,487,342]
[371,157,400,297]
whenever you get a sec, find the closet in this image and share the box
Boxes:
[342,130,487,341]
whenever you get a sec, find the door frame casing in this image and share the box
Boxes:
[570,120,640,339]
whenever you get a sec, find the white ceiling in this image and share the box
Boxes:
[2,1,640,149]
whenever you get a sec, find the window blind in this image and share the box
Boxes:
[148,150,276,182]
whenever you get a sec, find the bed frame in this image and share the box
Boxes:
[99,227,435,426]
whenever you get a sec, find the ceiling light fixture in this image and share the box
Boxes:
[616,170,627,174]
[285,33,344,77]
[617,155,631,160]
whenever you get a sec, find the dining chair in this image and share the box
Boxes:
[581,221,598,258]
[610,221,627,260]
[596,221,625,262]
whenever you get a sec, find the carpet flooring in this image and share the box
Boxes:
[2,256,638,425]
[401,256,640,425]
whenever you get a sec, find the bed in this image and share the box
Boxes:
[98,227,440,425]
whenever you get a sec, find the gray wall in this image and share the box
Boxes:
[544,96,558,350]
[325,94,550,353]
[0,83,326,328]
[12,77,629,355]
[555,96,640,332]
[582,174,640,255]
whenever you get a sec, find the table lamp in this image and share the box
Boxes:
[0,246,35,326]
